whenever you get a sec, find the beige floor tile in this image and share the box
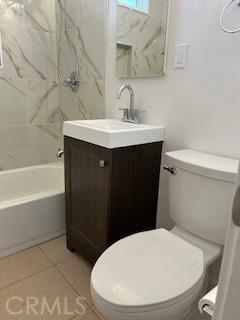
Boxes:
[188,310,211,320]
[57,256,93,306]
[0,247,52,289]
[73,309,100,320]
[0,267,88,319]
[202,315,212,320]
[193,309,212,320]
[39,236,75,265]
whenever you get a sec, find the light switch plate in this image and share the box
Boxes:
[174,43,188,69]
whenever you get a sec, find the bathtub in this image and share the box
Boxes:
[0,163,66,258]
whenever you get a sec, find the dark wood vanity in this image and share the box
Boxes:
[64,136,162,264]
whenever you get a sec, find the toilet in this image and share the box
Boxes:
[91,149,239,320]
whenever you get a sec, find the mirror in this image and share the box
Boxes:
[116,0,169,78]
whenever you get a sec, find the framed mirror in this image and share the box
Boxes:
[116,0,169,78]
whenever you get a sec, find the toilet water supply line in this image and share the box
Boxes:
[220,0,240,33]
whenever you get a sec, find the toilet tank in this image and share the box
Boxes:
[165,150,239,245]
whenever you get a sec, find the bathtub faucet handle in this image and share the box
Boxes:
[57,148,64,158]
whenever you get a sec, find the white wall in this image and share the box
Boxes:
[106,0,240,228]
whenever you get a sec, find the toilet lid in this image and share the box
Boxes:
[91,229,205,309]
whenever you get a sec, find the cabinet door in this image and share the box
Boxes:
[64,137,112,263]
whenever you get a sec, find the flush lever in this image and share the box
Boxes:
[164,165,177,175]
[232,186,240,227]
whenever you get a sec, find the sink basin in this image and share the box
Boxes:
[63,119,165,149]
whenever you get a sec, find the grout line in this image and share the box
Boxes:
[0,242,56,262]
[69,306,103,320]
[54,256,95,310]
[37,245,56,265]
[68,315,79,320]
[54,264,96,317]
[37,246,84,299]
[0,239,94,315]
[37,244,76,267]
[0,264,53,292]
[55,255,78,266]
[0,243,61,293]
[37,234,65,247]
[38,246,92,317]
[54,262,91,309]
[89,305,104,320]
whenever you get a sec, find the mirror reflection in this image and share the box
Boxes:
[116,0,169,78]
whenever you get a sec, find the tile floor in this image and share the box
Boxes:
[0,236,210,320]
[0,236,104,319]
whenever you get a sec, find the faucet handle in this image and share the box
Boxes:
[118,108,129,121]
[133,109,145,124]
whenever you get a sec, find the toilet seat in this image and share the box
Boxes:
[91,229,205,313]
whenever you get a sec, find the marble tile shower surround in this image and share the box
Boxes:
[0,0,60,170]
[117,0,168,77]
[57,0,105,122]
[0,0,106,170]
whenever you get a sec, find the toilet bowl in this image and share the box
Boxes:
[91,150,238,320]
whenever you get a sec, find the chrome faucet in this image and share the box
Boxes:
[116,85,144,124]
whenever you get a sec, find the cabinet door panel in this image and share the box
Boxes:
[64,137,112,262]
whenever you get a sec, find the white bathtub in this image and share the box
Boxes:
[0,163,66,258]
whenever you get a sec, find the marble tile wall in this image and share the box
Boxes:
[0,0,61,170]
[57,0,106,122]
[0,0,106,170]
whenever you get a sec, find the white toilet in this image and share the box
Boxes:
[91,149,239,320]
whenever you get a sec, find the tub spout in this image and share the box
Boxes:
[57,148,64,158]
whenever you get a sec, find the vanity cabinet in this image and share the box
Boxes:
[64,136,162,264]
